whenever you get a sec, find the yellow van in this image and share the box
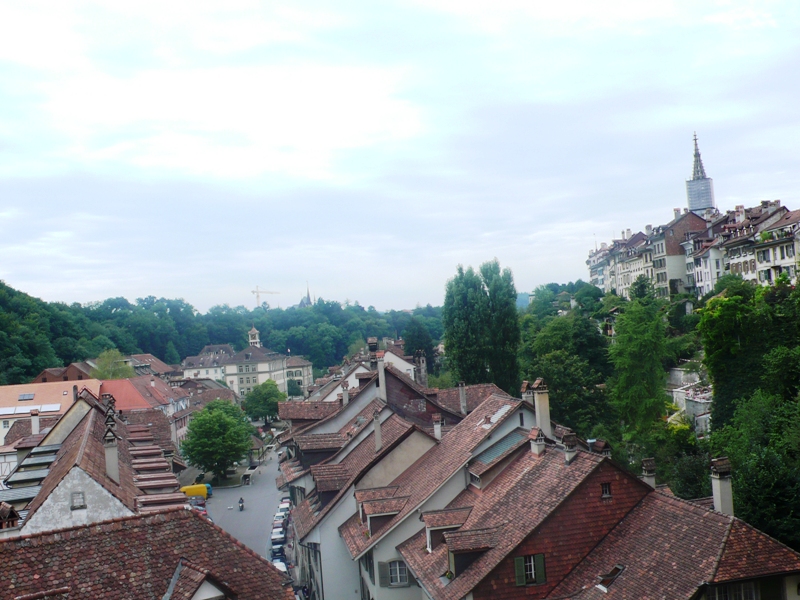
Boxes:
[180,484,208,499]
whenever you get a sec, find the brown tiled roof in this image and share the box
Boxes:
[355,486,399,503]
[24,405,140,523]
[550,492,800,599]
[279,459,307,485]
[286,356,312,367]
[3,416,60,446]
[124,409,176,456]
[278,400,340,422]
[0,508,293,600]
[444,526,501,552]
[292,415,416,541]
[429,384,508,415]
[398,449,604,600]
[422,507,472,529]
[339,395,522,559]
[295,432,348,451]
[128,353,174,375]
[363,496,410,516]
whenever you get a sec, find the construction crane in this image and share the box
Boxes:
[252,286,280,307]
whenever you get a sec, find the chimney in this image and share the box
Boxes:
[621,230,626,240]
[626,228,631,239]
[684,207,689,214]
[432,413,442,441]
[645,224,652,236]
[377,356,387,401]
[641,457,656,488]
[30,409,40,435]
[520,381,533,405]
[532,379,552,439]
[341,380,350,406]
[563,433,577,465]
[711,457,734,516]
[103,428,120,484]
[674,208,681,219]
[73,385,78,402]
[529,427,546,456]
[416,352,428,388]
[150,377,155,388]
[373,409,382,453]
[458,381,467,415]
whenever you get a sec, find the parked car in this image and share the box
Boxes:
[270,530,286,544]
[272,519,285,530]
[280,495,291,504]
[272,560,288,573]
[187,496,206,509]
[274,511,286,522]
[270,544,285,560]
[278,501,291,511]
[275,506,289,518]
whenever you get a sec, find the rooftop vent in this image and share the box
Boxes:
[18,393,35,401]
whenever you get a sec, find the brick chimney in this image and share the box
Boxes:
[373,409,382,453]
[432,413,442,441]
[532,379,552,439]
[377,356,387,401]
[711,457,734,516]
[458,382,467,415]
[563,433,577,465]
[30,409,40,436]
[341,380,350,406]
[641,457,656,489]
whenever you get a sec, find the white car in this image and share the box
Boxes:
[272,560,288,573]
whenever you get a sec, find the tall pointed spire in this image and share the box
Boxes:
[686,132,715,212]
[691,132,707,180]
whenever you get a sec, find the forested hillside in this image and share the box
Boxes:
[0,281,442,384]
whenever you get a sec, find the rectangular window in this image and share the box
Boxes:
[18,393,34,401]
[238,366,243,373]
[239,378,244,384]
[515,554,546,586]
[71,491,86,510]
[246,377,250,384]
[2,420,8,428]
[601,482,612,498]
[389,561,408,586]
[708,581,758,600]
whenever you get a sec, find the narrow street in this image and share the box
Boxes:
[207,451,283,559]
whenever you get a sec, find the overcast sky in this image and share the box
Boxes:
[2,1,799,312]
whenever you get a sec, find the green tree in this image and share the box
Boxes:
[181,402,253,480]
[402,317,434,371]
[629,274,655,301]
[442,260,520,393]
[287,379,303,398]
[164,341,181,364]
[90,349,136,380]
[609,300,669,436]
[443,265,489,384]
[244,380,286,421]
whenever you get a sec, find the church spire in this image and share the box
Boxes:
[691,132,707,180]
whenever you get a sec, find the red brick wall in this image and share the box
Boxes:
[473,461,650,599]
[386,375,461,427]
[665,212,706,256]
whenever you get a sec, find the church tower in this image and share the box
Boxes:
[686,133,715,212]
[248,326,262,348]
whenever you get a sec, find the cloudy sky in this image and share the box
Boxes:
[1,1,799,312]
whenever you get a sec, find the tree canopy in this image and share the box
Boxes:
[181,401,253,480]
[442,260,520,394]
[90,349,136,380]
[244,380,286,421]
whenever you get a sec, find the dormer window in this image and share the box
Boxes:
[596,564,624,593]
[469,472,481,488]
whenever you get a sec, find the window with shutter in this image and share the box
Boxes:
[515,554,546,586]
[514,557,526,586]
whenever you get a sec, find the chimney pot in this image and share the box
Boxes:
[563,433,577,465]
[641,457,656,488]
[533,379,553,439]
[711,457,734,516]
[432,413,442,441]
[377,357,387,401]
[529,427,546,456]
[30,409,40,435]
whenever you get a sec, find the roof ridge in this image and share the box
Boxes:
[710,517,734,583]
[652,488,733,523]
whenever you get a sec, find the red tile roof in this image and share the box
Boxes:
[549,491,800,599]
[398,448,604,600]
[422,507,472,529]
[363,496,409,516]
[3,416,60,446]
[278,400,341,422]
[292,414,416,541]
[339,394,522,559]
[428,383,508,414]
[0,508,293,600]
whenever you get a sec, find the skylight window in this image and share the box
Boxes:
[18,393,35,401]
[596,565,624,593]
